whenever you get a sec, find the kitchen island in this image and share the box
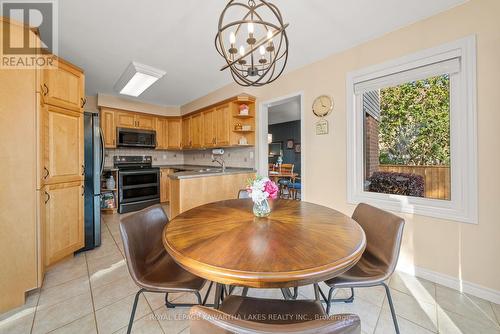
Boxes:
[154,165,255,218]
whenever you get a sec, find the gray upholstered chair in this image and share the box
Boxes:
[319,203,405,334]
[190,295,361,334]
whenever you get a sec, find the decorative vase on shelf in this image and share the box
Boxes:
[106,175,115,190]
[253,199,271,217]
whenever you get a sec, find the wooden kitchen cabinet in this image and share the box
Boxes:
[160,168,171,203]
[203,109,216,147]
[43,181,84,266]
[182,117,191,148]
[136,114,154,129]
[115,111,154,130]
[115,111,136,128]
[190,113,203,148]
[42,105,84,185]
[155,117,168,149]
[215,103,231,146]
[101,108,116,148]
[167,119,182,150]
[41,58,85,112]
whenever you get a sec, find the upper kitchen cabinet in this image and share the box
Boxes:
[101,108,116,148]
[41,105,84,185]
[155,117,168,149]
[190,113,204,149]
[215,103,231,146]
[136,114,155,129]
[203,108,216,147]
[41,58,85,112]
[115,111,136,128]
[115,111,154,130]
[182,117,191,149]
[167,118,182,150]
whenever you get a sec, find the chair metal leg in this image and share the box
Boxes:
[202,281,214,306]
[331,287,354,303]
[242,287,249,297]
[165,290,205,308]
[280,287,298,300]
[382,282,400,334]
[127,289,145,334]
[325,287,334,315]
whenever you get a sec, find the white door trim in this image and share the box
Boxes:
[258,91,306,200]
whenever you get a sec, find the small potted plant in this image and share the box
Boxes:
[246,176,279,217]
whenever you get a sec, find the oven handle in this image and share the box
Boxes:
[118,169,160,176]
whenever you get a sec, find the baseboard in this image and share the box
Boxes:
[398,265,500,304]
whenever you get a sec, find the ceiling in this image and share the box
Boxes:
[57,0,466,107]
[269,96,301,125]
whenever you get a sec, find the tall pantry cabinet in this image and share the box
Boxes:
[0,18,85,313]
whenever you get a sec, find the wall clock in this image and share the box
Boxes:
[312,95,334,118]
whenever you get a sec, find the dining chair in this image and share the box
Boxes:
[289,176,301,200]
[319,203,405,334]
[190,295,361,334]
[119,205,210,334]
[238,189,250,199]
[278,163,295,199]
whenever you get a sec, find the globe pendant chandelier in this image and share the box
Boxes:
[215,0,289,87]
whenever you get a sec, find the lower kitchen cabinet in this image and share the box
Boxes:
[160,168,171,203]
[43,181,84,266]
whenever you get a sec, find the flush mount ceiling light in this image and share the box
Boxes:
[114,62,166,97]
[215,0,289,87]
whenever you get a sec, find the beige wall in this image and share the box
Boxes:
[181,0,500,293]
[97,93,180,116]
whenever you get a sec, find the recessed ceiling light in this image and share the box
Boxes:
[114,62,166,97]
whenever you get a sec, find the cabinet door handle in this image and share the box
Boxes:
[80,97,87,108]
[42,84,49,96]
[44,191,50,204]
[44,166,49,179]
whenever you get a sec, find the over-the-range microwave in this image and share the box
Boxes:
[116,128,156,148]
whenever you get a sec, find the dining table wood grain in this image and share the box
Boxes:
[162,199,366,289]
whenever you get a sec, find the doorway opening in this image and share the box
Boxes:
[258,93,304,201]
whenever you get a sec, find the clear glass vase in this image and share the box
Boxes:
[253,199,271,217]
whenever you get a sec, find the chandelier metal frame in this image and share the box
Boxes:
[215,0,289,87]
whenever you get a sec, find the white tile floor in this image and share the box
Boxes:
[1,206,500,334]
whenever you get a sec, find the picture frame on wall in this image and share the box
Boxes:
[286,139,294,149]
[294,143,301,153]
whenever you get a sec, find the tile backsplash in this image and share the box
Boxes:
[104,149,183,167]
[183,147,255,168]
[104,147,255,169]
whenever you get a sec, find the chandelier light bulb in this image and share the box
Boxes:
[267,29,273,40]
[259,45,266,56]
[229,31,236,44]
[248,22,254,34]
[239,45,245,56]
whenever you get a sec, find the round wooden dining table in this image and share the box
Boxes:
[162,199,366,307]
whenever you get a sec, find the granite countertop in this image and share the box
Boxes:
[152,164,255,180]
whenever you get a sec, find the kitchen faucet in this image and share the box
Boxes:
[212,154,226,172]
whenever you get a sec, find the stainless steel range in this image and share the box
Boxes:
[114,156,160,213]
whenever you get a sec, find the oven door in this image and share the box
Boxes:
[117,128,156,148]
[119,169,160,203]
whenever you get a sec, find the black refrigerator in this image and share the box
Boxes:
[81,112,103,251]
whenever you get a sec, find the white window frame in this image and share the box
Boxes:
[346,35,477,224]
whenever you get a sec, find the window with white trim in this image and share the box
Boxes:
[346,36,477,223]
